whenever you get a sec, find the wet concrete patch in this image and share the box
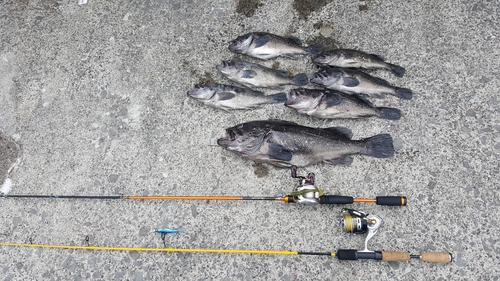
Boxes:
[253,163,269,178]
[310,23,342,50]
[293,0,333,19]
[236,0,263,17]
[308,35,342,51]
[0,132,20,188]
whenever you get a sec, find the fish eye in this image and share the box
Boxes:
[237,124,243,129]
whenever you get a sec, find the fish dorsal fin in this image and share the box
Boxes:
[246,89,266,97]
[322,126,353,139]
[349,93,373,106]
[285,36,302,46]
[254,35,271,48]
[371,75,391,86]
[267,119,298,125]
[369,53,385,61]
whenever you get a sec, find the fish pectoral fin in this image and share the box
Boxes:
[341,77,360,87]
[242,70,258,78]
[322,126,353,139]
[323,95,343,107]
[268,143,293,161]
[254,35,271,48]
[217,92,236,101]
[324,157,353,165]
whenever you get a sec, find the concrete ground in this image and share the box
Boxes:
[0,0,499,280]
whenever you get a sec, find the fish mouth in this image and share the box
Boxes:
[216,60,232,72]
[312,55,326,64]
[228,40,241,52]
[217,137,230,148]
[217,129,237,148]
[284,90,300,106]
[187,83,213,99]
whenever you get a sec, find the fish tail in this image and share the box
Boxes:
[304,43,324,55]
[387,63,405,77]
[292,73,309,86]
[376,107,401,120]
[267,92,287,104]
[362,134,394,158]
[394,88,413,100]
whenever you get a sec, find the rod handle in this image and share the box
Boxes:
[381,251,410,261]
[420,252,452,263]
[318,195,353,205]
[376,196,407,206]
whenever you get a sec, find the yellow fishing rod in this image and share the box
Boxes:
[0,242,450,263]
[1,166,406,207]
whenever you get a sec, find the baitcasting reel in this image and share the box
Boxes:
[287,165,321,205]
[283,166,406,206]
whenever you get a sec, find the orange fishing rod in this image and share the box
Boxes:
[1,166,406,206]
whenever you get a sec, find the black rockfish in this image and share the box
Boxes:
[313,49,405,77]
[285,88,401,120]
[310,68,412,100]
[216,60,308,89]
[229,32,323,60]
[217,120,394,167]
[187,83,286,110]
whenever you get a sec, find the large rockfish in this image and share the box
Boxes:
[217,120,394,167]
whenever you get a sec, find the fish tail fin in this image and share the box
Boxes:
[394,88,412,100]
[292,73,309,86]
[305,43,324,55]
[362,134,394,158]
[267,92,287,104]
[387,63,405,77]
[376,107,401,120]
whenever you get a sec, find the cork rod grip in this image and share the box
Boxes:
[381,251,410,261]
[420,252,452,263]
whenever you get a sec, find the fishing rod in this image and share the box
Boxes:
[0,242,452,263]
[0,209,451,263]
[1,166,406,207]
